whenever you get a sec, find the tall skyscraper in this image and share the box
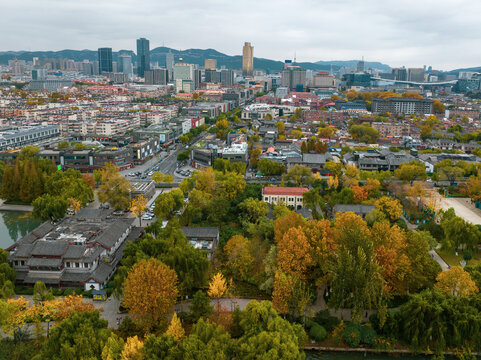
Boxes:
[136,38,150,78]
[173,59,194,93]
[166,51,174,81]
[408,68,425,83]
[204,59,217,70]
[281,65,307,91]
[145,69,168,85]
[118,53,133,77]
[242,42,254,76]
[98,48,113,74]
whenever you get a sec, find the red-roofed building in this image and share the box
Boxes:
[262,187,309,209]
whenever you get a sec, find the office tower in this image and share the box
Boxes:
[136,38,150,77]
[242,42,254,76]
[98,48,113,74]
[281,65,307,91]
[144,69,168,85]
[112,61,118,73]
[204,59,217,70]
[205,69,221,83]
[220,69,234,87]
[357,58,365,73]
[166,51,174,81]
[392,68,407,81]
[284,60,292,70]
[408,68,425,83]
[118,53,133,77]
[173,59,194,92]
[194,69,202,89]
[32,68,47,80]
[32,57,39,66]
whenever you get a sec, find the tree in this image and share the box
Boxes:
[224,235,254,281]
[441,215,481,251]
[433,100,445,113]
[324,161,343,178]
[249,146,262,168]
[349,124,379,143]
[238,198,268,224]
[33,281,54,305]
[122,258,178,332]
[237,301,307,360]
[102,333,125,360]
[154,192,176,219]
[32,194,69,221]
[143,334,177,360]
[97,164,133,210]
[276,121,285,136]
[435,266,478,297]
[375,196,403,222]
[329,212,386,322]
[257,159,285,176]
[208,273,228,299]
[130,195,147,226]
[282,165,314,186]
[121,336,144,360]
[57,140,70,150]
[277,227,312,279]
[165,313,184,341]
[38,311,111,360]
[189,290,213,322]
[394,161,427,185]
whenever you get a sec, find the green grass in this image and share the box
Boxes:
[436,249,481,267]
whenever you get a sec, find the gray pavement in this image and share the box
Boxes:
[438,197,481,225]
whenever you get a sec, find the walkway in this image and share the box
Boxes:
[0,199,33,212]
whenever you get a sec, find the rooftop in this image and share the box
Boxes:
[263,187,309,196]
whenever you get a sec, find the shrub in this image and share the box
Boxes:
[310,324,328,341]
[305,318,317,329]
[314,309,340,331]
[464,250,473,261]
[343,322,361,348]
[360,325,377,346]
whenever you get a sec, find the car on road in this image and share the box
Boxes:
[99,203,110,209]
[142,214,154,220]
[113,210,124,216]
[270,178,277,182]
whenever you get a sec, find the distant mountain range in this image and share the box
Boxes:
[0,47,392,73]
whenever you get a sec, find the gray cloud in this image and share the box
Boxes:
[2,0,480,70]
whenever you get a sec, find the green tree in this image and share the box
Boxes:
[394,161,427,185]
[239,198,268,224]
[257,159,285,176]
[37,311,111,360]
[97,165,133,211]
[32,194,69,221]
[57,141,70,150]
[349,124,379,143]
[189,290,213,322]
[282,165,314,186]
[143,334,177,360]
[33,281,54,305]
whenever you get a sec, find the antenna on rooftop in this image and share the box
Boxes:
[294,51,297,64]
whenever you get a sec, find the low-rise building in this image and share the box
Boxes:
[7,209,140,290]
[262,187,309,210]
[181,227,219,259]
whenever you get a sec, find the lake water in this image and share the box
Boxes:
[0,211,42,249]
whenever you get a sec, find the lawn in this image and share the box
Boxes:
[436,249,481,267]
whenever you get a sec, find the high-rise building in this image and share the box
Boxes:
[281,65,306,91]
[194,69,202,89]
[408,68,425,83]
[32,68,47,80]
[145,69,168,85]
[220,69,234,87]
[136,38,150,77]
[205,69,221,83]
[357,59,365,73]
[392,68,407,81]
[118,53,133,77]
[242,42,254,76]
[204,59,217,70]
[98,48,113,74]
[166,51,174,81]
[173,59,194,92]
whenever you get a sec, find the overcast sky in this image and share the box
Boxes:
[3,0,480,70]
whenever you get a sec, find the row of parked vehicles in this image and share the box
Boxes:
[142,203,156,221]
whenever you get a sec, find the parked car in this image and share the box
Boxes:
[113,210,124,216]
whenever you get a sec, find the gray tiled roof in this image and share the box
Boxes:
[27,257,62,268]
[64,245,86,259]
[333,204,375,215]
[94,219,133,249]
[31,240,68,257]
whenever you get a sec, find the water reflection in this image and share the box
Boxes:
[0,211,42,249]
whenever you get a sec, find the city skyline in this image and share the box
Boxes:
[1,0,481,70]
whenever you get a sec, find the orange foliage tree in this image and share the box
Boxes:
[276,227,312,279]
[274,212,305,244]
[122,258,178,332]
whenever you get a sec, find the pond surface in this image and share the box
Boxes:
[0,211,42,249]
